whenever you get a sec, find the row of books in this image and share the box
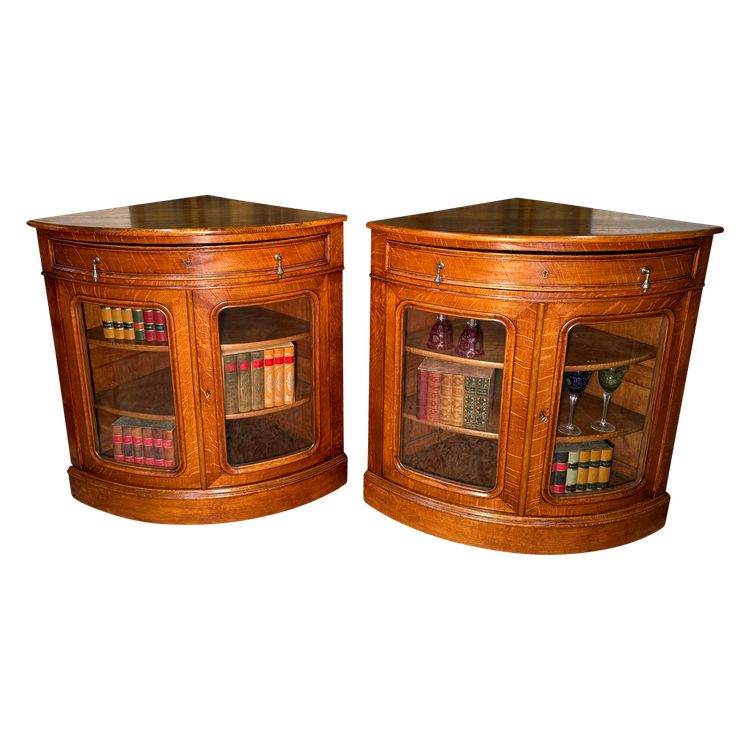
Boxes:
[112,416,177,468]
[223,344,295,415]
[549,441,613,494]
[416,357,495,431]
[99,306,167,343]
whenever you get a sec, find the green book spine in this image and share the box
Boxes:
[565,448,580,493]
[473,375,490,429]
[250,351,264,410]
[223,354,239,415]
[463,376,476,428]
[133,309,146,342]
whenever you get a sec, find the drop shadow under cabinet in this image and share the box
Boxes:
[32,195,347,523]
[364,198,722,553]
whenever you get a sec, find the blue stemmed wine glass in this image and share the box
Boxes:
[558,370,592,436]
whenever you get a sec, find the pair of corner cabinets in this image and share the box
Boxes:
[32,196,721,553]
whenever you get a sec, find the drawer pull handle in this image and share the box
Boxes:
[641,266,651,293]
[92,256,101,282]
[434,261,445,287]
[274,253,284,279]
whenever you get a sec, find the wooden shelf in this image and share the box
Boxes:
[565,326,657,372]
[402,394,499,439]
[219,306,310,353]
[404,316,506,369]
[225,381,312,420]
[86,328,170,352]
[94,367,174,420]
[555,392,645,443]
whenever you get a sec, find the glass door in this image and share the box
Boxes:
[218,298,314,466]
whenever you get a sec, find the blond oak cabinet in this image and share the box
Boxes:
[364,198,722,553]
[31,196,346,523]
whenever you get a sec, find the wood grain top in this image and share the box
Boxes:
[368,198,722,243]
[29,195,346,236]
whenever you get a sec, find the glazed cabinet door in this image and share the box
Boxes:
[194,275,337,487]
[54,281,202,488]
[526,290,699,516]
[378,282,538,513]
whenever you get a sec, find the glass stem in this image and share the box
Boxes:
[600,390,612,425]
[567,393,579,427]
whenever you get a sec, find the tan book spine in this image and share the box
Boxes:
[121,308,136,340]
[439,368,453,424]
[263,349,275,408]
[237,351,252,413]
[283,344,295,405]
[111,307,124,340]
[100,306,115,339]
[273,347,285,406]
[451,373,464,426]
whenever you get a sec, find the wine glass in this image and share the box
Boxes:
[591,366,628,433]
[558,370,592,436]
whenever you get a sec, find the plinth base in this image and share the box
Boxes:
[67,454,347,524]
[364,471,669,554]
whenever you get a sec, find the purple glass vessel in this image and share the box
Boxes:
[455,318,484,358]
[426,314,453,351]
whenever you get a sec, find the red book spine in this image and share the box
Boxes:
[143,309,156,342]
[131,426,145,465]
[153,310,167,343]
[417,368,429,419]
[142,427,155,467]
[153,429,165,467]
[162,428,176,469]
[122,424,135,463]
[112,421,124,462]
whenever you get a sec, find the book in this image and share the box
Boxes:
[111,307,124,340]
[153,428,164,467]
[588,443,603,491]
[576,443,592,492]
[565,447,580,493]
[143,309,156,342]
[426,364,441,421]
[142,426,155,466]
[416,365,429,420]
[550,446,568,494]
[131,424,144,464]
[593,440,614,490]
[122,421,134,463]
[450,373,464,426]
[263,349,275,408]
[223,354,239,414]
[112,418,124,462]
[237,351,252,413]
[153,310,167,343]
[439,368,453,423]
[273,347,285,406]
[121,308,135,341]
[283,344,295,404]
[100,306,115,339]
[133,309,146,342]
[162,423,176,469]
[251,350,264,410]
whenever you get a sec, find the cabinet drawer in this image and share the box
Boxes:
[386,242,699,291]
[52,235,328,279]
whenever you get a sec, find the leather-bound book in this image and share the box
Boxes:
[142,426,155,467]
[565,447,580,493]
[251,351,264,410]
[122,421,134,463]
[273,347,285,406]
[549,445,568,495]
[153,310,167,343]
[594,441,614,490]
[223,354,239,415]
[100,306,115,339]
[133,309,146,342]
[450,373,464,426]
[143,309,156,342]
[237,351,252,413]
[131,424,145,465]
[112,417,125,462]
[111,307,125,340]
[153,429,164,467]
[121,308,135,340]
[439,366,453,425]
[162,422,176,469]
[263,349,275,408]
[576,443,591,492]
[426,364,441,421]
[587,443,603,491]
[283,344,295,405]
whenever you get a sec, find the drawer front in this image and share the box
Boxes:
[52,234,328,279]
[386,241,699,291]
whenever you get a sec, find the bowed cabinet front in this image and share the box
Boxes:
[32,195,347,523]
[364,198,721,553]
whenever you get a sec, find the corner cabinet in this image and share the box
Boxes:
[364,198,722,553]
[31,195,346,523]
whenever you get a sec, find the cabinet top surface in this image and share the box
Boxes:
[368,198,723,243]
[28,195,346,236]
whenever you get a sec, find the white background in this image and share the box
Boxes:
[1,2,748,748]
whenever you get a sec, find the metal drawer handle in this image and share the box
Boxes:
[434,260,445,287]
[274,253,284,279]
[92,256,101,282]
[641,266,651,293]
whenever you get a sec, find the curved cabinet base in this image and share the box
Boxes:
[68,454,347,524]
[363,472,668,554]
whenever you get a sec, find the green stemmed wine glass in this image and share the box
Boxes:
[591,366,628,433]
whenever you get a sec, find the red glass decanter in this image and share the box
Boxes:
[426,313,453,351]
[455,318,484,358]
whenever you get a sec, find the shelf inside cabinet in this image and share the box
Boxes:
[225,381,312,420]
[86,328,169,352]
[402,394,499,438]
[564,326,657,371]
[404,317,506,369]
[219,307,310,353]
[555,392,645,442]
[94,367,174,420]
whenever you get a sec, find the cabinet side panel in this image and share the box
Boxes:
[367,278,387,474]
[327,271,345,455]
